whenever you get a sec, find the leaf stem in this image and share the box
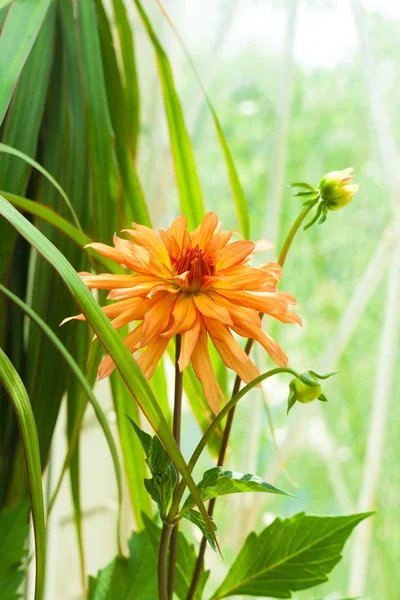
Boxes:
[167,335,183,599]
[185,201,314,599]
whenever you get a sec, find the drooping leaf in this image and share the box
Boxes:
[111,370,152,528]
[134,0,205,230]
[126,417,177,519]
[0,348,45,600]
[0,502,29,600]
[211,512,373,599]
[184,509,217,553]
[0,196,217,547]
[182,466,291,511]
[0,0,51,124]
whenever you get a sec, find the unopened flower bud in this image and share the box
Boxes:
[319,168,359,211]
[287,370,336,413]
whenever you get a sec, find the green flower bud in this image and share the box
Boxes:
[287,370,337,413]
[319,168,359,211]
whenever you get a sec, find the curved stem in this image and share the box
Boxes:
[158,524,172,600]
[277,202,315,268]
[167,335,183,599]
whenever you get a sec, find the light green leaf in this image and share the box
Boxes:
[0,502,29,600]
[0,349,45,600]
[182,466,291,511]
[184,509,217,552]
[0,0,51,124]
[211,512,373,599]
[126,417,177,519]
[134,0,205,230]
[0,195,217,547]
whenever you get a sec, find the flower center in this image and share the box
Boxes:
[175,245,215,292]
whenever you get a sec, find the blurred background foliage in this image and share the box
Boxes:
[0,0,398,599]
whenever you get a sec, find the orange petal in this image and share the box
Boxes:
[159,229,181,260]
[191,212,219,248]
[204,230,234,254]
[231,322,288,367]
[209,268,269,291]
[204,318,260,384]
[137,335,171,379]
[123,224,171,267]
[193,292,233,325]
[178,314,201,370]
[85,242,124,263]
[213,289,288,316]
[216,241,255,270]
[98,324,143,380]
[167,215,187,247]
[253,239,274,252]
[110,298,155,331]
[162,293,197,336]
[113,236,171,278]
[191,331,225,414]
[140,293,177,346]
[80,273,137,290]
[107,280,161,300]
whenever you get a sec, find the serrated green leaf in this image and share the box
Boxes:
[126,417,177,518]
[182,466,291,512]
[0,349,45,600]
[211,512,373,599]
[0,0,51,125]
[184,509,217,552]
[0,502,29,600]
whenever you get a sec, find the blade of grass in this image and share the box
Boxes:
[0,283,123,552]
[0,0,51,124]
[76,0,119,241]
[0,348,45,600]
[0,143,83,235]
[133,0,205,230]
[154,0,250,239]
[0,195,218,548]
[94,0,151,227]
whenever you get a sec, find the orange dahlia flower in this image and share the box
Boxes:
[65,213,300,413]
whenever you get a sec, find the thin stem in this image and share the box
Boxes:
[185,202,315,599]
[158,524,172,600]
[167,335,183,600]
[277,203,315,268]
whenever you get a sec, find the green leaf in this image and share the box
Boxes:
[287,182,317,191]
[89,514,209,600]
[111,372,152,529]
[0,349,45,600]
[0,502,29,600]
[0,282,123,553]
[184,509,217,552]
[76,0,119,240]
[182,466,291,511]
[0,195,217,547]
[126,417,177,519]
[134,0,205,230]
[0,143,83,234]
[211,512,373,599]
[0,0,51,124]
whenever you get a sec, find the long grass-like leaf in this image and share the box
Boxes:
[0,143,83,234]
[0,0,51,124]
[0,283,123,552]
[0,195,218,547]
[133,0,205,230]
[0,348,45,600]
[155,0,250,239]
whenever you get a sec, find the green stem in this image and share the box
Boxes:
[158,524,172,600]
[168,367,298,522]
[167,335,183,599]
[277,202,315,267]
